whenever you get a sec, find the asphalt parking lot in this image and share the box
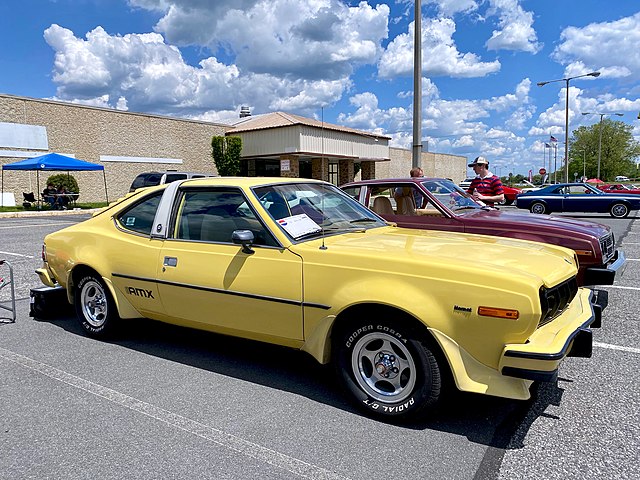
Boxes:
[1,209,638,479]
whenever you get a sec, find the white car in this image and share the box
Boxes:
[615,176,630,182]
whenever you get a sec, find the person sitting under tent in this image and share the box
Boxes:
[42,183,57,207]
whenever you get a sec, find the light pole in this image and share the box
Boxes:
[412,0,422,168]
[577,149,586,180]
[581,112,624,179]
[537,71,601,183]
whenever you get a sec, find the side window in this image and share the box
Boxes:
[143,173,163,187]
[116,192,163,235]
[174,189,279,247]
[342,186,361,202]
[164,173,188,183]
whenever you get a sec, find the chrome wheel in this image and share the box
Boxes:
[530,202,546,214]
[350,332,416,404]
[79,279,108,328]
[610,203,629,218]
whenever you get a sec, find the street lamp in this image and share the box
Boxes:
[537,71,601,182]
[577,149,586,180]
[581,112,624,179]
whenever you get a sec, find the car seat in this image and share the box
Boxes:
[394,188,416,215]
[372,196,393,215]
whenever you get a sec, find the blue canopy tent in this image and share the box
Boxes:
[1,153,108,207]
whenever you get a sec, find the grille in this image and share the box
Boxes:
[599,233,615,262]
[538,277,578,327]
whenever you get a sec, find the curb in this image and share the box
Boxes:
[0,208,102,219]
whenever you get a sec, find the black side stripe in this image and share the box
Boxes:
[112,272,331,310]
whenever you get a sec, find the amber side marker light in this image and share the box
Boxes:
[478,306,519,319]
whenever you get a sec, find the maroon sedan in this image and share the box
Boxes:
[597,184,640,194]
[341,177,625,286]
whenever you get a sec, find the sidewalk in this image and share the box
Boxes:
[0,208,102,219]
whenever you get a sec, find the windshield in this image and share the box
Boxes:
[253,182,387,241]
[419,179,485,212]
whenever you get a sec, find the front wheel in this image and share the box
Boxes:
[333,319,441,421]
[74,273,119,338]
[610,203,629,218]
[530,202,547,214]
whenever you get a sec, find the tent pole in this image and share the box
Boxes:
[1,168,4,207]
[103,170,109,203]
[36,170,41,210]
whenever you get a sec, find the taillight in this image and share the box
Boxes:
[41,244,47,262]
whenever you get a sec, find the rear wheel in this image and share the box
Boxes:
[503,198,514,206]
[74,273,119,338]
[530,202,547,214]
[610,202,629,218]
[333,319,441,421]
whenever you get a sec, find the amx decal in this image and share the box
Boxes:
[127,287,155,299]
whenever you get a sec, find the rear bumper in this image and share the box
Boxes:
[582,249,626,286]
[500,288,601,382]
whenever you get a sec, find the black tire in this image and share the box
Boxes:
[503,198,514,206]
[610,202,629,218]
[333,319,441,421]
[530,202,547,214]
[74,273,119,338]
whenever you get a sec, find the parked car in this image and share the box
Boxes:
[35,177,602,422]
[458,177,475,189]
[341,178,625,286]
[129,170,213,192]
[499,185,523,205]
[597,184,640,195]
[516,182,640,218]
[615,176,630,182]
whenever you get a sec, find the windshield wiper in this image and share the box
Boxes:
[350,218,378,224]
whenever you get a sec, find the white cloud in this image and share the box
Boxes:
[43,24,351,118]
[379,17,500,78]
[552,12,640,80]
[485,0,541,53]
[131,0,389,80]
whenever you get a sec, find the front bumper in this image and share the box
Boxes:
[500,288,601,382]
[582,249,626,286]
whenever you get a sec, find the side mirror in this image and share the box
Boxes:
[232,229,255,254]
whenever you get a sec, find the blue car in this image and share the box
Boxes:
[516,183,640,218]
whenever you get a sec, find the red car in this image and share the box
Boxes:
[597,184,640,194]
[341,177,625,287]
[499,185,523,205]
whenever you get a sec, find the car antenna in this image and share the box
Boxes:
[320,107,327,250]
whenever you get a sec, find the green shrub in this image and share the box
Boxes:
[46,173,79,196]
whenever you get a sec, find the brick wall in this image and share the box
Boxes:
[0,95,228,202]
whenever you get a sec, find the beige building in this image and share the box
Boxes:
[0,93,467,204]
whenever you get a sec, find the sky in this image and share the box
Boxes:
[1,0,639,177]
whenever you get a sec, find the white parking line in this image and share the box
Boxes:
[0,250,34,258]
[602,285,640,291]
[0,346,349,480]
[594,342,640,355]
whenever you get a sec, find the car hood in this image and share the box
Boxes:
[294,226,576,288]
[458,209,609,237]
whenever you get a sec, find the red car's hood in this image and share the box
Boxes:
[460,208,610,236]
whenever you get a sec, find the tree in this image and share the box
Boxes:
[211,136,242,176]
[568,119,640,180]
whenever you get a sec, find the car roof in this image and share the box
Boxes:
[342,177,450,186]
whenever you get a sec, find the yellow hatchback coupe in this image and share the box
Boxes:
[36,177,602,421]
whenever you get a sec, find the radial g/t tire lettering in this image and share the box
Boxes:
[333,319,441,421]
[74,273,119,338]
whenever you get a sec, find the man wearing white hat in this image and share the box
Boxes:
[467,156,504,206]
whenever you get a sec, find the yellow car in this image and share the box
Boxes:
[36,177,602,421]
